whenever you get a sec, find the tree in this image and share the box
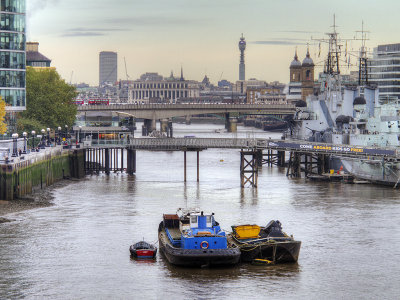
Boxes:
[0,97,7,134]
[18,67,77,132]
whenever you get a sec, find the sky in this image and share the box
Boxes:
[26,0,400,86]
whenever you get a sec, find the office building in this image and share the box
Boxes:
[99,51,117,86]
[369,43,400,100]
[130,72,200,103]
[0,0,26,110]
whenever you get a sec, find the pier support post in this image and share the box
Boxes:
[240,150,258,187]
[197,151,200,182]
[184,151,187,182]
[127,148,136,175]
[105,148,110,175]
[256,149,263,168]
[277,151,285,167]
[168,120,173,138]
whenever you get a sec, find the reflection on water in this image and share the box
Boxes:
[1,123,400,299]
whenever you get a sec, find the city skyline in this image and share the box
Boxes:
[27,0,400,85]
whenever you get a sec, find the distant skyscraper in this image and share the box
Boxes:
[99,51,117,86]
[238,34,246,81]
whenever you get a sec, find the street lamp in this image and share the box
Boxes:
[41,129,46,149]
[65,125,68,140]
[11,133,18,157]
[22,132,27,154]
[31,130,36,150]
[57,126,61,145]
[78,125,82,144]
[46,128,50,146]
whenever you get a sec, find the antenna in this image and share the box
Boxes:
[69,71,73,84]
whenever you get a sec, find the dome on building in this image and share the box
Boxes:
[335,115,353,124]
[302,47,314,66]
[290,50,301,68]
[295,100,307,107]
[353,96,366,105]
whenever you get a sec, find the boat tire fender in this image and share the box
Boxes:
[200,241,209,249]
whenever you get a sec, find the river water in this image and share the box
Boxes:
[1,123,400,299]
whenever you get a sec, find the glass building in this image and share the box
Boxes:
[369,43,400,101]
[0,0,26,111]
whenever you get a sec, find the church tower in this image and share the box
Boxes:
[290,50,302,82]
[301,47,315,101]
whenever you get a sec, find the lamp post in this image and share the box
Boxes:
[11,133,18,157]
[65,125,68,140]
[78,125,82,144]
[46,128,50,146]
[22,132,27,154]
[57,126,61,145]
[31,130,36,150]
[41,129,46,149]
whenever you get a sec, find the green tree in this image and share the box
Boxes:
[0,96,7,134]
[18,67,77,132]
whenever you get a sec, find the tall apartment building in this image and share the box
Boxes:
[99,51,117,86]
[369,43,400,100]
[0,0,26,111]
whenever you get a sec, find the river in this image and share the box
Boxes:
[1,123,399,299]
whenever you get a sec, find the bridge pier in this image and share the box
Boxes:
[228,117,238,133]
[142,119,157,136]
[160,119,173,137]
[185,115,191,125]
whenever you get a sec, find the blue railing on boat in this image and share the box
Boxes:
[165,228,181,247]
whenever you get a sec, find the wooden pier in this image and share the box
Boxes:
[82,137,399,188]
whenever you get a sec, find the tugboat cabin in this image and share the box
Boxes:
[163,211,227,250]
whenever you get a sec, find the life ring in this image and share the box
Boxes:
[200,241,209,249]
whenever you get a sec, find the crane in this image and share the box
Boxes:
[124,57,132,103]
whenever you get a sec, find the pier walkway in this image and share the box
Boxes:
[86,138,399,158]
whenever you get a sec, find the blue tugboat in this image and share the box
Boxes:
[158,209,241,267]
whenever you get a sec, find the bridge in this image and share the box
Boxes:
[84,137,399,187]
[77,103,296,134]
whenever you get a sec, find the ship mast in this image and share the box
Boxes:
[356,21,369,85]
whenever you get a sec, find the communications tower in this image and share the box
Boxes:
[238,34,246,81]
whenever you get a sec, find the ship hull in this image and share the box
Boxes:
[228,236,301,263]
[159,230,241,267]
[341,157,400,186]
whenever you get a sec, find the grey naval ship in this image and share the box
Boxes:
[288,22,400,186]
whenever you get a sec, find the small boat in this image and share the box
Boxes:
[129,241,157,259]
[158,209,241,267]
[228,220,301,264]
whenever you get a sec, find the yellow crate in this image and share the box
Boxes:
[234,225,261,239]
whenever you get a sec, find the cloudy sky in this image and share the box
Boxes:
[27,0,400,85]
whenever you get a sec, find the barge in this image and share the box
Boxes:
[158,209,241,267]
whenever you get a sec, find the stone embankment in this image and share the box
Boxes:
[0,147,85,201]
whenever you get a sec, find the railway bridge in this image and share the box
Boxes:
[77,103,296,135]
